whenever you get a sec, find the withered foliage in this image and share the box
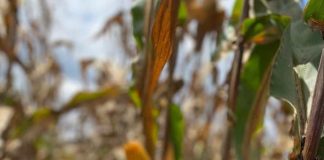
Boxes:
[0,0,297,160]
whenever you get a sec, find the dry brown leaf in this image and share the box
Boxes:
[95,12,134,55]
[149,0,180,95]
[139,0,180,157]
[94,12,124,39]
[185,0,225,51]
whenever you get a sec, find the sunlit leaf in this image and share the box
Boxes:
[304,0,324,32]
[303,0,324,24]
[241,14,290,44]
[63,85,122,111]
[177,0,187,26]
[128,87,142,108]
[230,0,243,25]
[32,107,52,123]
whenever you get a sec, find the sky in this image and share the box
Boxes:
[45,0,236,140]
[18,0,310,105]
[29,0,239,106]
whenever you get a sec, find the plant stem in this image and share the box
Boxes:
[302,49,324,160]
[162,31,180,160]
[222,0,249,159]
[139,0,156,158]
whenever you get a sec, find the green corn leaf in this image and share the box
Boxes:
[234,14,290,160]
[169,104,184,160]
[304,0,324,22]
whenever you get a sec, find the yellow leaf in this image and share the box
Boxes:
[137,0,180,157]
[124,141,150,160]
[149,0,180,95]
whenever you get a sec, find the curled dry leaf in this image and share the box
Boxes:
[149,0,180,94]
[139,0,180,157]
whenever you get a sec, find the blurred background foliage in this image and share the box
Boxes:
[0,0,322,160]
